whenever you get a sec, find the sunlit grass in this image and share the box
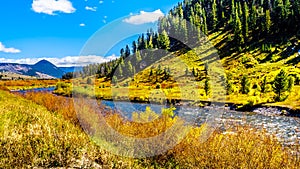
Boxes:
[2,89,296,168]
[0,79,59,90]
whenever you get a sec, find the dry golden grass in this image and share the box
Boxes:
[2,90,299,168]
[0,79,59,90]
[21,91,79,125]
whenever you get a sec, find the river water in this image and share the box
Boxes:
[101,100,300,146]
[12,87,300,147]
[11,86,56,94]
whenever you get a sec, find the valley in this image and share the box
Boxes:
[1,0,300,168]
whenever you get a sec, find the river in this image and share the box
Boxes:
[13,87,300,147]
[101,100,300,146]
[11,86,56,94]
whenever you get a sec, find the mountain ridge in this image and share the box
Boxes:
[0,60,65,79]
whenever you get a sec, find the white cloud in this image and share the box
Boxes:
[99,1,104,4]
[0,55,119,67]
[123,9,164,25]
[32,0,76,15]
[80,23,86,27]
[0,42,21,53]
[85,6,97,12]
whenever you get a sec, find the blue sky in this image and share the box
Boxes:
[0,0,180,66]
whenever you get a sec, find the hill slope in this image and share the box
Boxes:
[75,0,300,108]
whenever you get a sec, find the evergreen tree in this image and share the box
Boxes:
[234,10,244,49]
[275,0,285,22]
[125,45,131,58]
[212,0,218,29]
[230,0,236,26]
[149,69,153,76]
[147,35,154,49]
[138,34,146,50]
[204,77,211,96]
[153,33,159,48]
[132,41,137,54]
[238,2,243,19]
[178,2,184,18]
[194,2,202,27]
[158,30,170,50]
[135,50,142,63]
[272,69,289,101]
[120,48,125,58]
[287,76,294,92]
[180,19,188,42]
[119,57,125,67]
[261,76,268,93]
[265,9,272,33]
[202,9,208,35]
[192,67,196,77]
[117,65,123,77]
[240,75,251,94]
[284,0,291,19]
[250,5,257,31]
[126,61,133,76]
[243,2,249,38]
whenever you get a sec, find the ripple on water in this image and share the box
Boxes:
[100,101,300,146]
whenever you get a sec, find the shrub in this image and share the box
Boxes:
[246,96,261,106]
[87,77,93,85]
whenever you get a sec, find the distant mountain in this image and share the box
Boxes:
[32,60,64,78]
[0,63,37,76]
[0,60,65,79]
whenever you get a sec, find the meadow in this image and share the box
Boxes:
[1,0,300,167]
[0,79,59,90]
[1,89,299,168]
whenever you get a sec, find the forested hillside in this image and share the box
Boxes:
[74,0,300,106]
[81,0,300,77]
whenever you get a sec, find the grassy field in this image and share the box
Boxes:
[1,89,299,168]
[0,90,107,168]
[0,79,59,91]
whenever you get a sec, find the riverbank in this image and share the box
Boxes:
[53,85,300,119]
[1,89,300,168]
[12,87,300,147]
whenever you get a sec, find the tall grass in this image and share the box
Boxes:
[0,90,106,168]
[2,90,299,168]
[77,100,300,168]
[21,91,79,125]
[0,79,59,90]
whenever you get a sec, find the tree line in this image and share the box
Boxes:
[78,0,299,80]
